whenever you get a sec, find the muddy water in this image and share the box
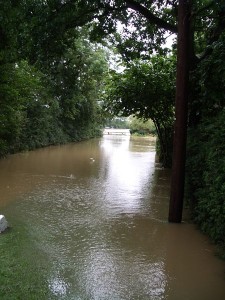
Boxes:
[0,136,225,299]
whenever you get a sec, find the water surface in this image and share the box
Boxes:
[0,136,225,299]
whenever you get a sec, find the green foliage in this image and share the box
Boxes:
[0,0,21,63]
[0,5,109,157]
[187,32,225,252]
[88,0,178,60]
[129,117,156,135]
[187,113,225,248]
[105,117,130,129]
[0,61,65,155]
[0,63,26,154]
[51,35,108,139]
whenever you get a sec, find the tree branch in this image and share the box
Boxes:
[125,0,178,33]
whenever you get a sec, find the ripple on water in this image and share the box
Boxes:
[1,137,225,300]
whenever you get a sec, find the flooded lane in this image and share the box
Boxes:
[0,136,225,299]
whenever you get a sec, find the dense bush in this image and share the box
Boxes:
[186,33,225,254]
[0,61,66,155]
[0,36,107,157]
[129,117,156,136]
[187,113,225,245]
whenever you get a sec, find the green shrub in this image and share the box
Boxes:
[186,32,225,255]
[187,112,225,246]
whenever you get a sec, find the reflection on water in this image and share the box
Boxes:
[0,136,225,299]
[100,136,156,216]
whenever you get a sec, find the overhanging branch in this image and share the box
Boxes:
[125,0,178,33]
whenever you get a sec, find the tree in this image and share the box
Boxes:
[47,31,108,140]
[0,2,109,155]
[103,54,176,167]
[0,60,64,155]
[129,117,156,135]
[169,0,191,222]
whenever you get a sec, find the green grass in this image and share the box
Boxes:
[0,224,55,300]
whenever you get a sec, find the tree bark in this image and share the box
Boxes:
[168,0,191,223]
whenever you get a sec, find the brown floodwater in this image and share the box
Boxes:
[0,135,225,299]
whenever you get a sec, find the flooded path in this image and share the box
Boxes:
[0,136,225,299]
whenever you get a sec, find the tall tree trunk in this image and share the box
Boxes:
[169,0,191,223]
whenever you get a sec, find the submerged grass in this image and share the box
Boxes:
[0,223,55,300]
